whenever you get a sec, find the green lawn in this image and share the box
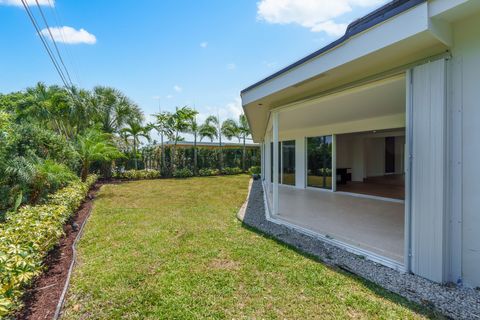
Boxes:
[63,175,437,319]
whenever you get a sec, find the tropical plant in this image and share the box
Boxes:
[114,169,160,180]
[187,114,201,175]
[90,86,143,134]
[167,106,197,172]
[120,121,151,170]
[0,175,97,317]
[238,114,251,170]
[75,128,124,181]
[153,111,173,174]
[221,119,240,142]
[172,167,193,178]
[204,115,224,169]
[199,121,217,142]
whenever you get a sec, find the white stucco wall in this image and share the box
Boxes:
[451,14,480,288]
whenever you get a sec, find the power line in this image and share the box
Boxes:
[46,0,82,86]
[20,0,71,90]
[34,0,74,87]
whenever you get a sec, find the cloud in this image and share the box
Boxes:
[0,0,53,6]
[203,97,243,122]
[263,61,277,68]
[40,26,96,45]
[173,85,182,93]
[226,63,236,70]
[257,0,387,36]
[166,94,174,99]
[200,41,208,48]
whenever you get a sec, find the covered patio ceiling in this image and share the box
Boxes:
[278,75,405,133]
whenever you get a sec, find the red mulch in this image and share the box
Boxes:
[15,183,102,320]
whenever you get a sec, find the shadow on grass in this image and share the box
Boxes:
[239,179,445,320]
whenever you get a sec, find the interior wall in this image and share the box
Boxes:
[335,130,405,182]
[366,138,386,177]
[395,136,405,174]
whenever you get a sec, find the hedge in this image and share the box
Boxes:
[0,175,97,317]
[114,169,161,180]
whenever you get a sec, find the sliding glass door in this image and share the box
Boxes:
[270,142,281,183]
[307,136,332,189]
[282,140,295,186]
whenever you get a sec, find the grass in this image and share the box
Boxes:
[63,175,439,319]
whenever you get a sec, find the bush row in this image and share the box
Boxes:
[0,175,97,317]
[115,167,249,180]
[114,169,161,180]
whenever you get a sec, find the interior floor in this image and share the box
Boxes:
[268,185,404,263]
[337,174,405,200]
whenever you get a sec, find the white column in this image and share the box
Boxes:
[272,112,279,215]
[295,137,306,188]
[260,142,264,180]
[332,134,337,192]
[265,136,271,189]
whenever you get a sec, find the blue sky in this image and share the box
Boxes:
[0,0,387,133]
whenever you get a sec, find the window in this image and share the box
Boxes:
[270,142,281,183]
[282,140,295,186]
[307,136,332,189]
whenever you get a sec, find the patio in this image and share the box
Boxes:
[267,185,404,263]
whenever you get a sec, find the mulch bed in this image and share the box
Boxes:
[15,183,102,320]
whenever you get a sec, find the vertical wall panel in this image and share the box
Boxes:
[410,59,447,283]
[295,138,306,188]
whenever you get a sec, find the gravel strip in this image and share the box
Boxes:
[238,179,480,320]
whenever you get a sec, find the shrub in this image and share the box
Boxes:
[198,168,220,176]
[0,175,97,317]
[221,167,243,175]
[115,169,160,180]
[248,166,261,175]
[172,168,193,178]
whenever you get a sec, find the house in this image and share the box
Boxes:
[241,0,480,288]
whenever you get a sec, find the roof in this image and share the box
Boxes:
[241,0,426,94]
[163,141,259,149]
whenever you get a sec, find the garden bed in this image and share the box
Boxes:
[14,183,101,320]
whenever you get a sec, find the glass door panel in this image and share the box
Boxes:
[282,140,295,186]
[307,136,332,189]
[270,142,281,183]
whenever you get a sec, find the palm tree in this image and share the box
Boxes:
[199,122,217,142]
[91,86,143,134]
[75,128,124,182]
[153,111,173,174]
[205,115,224,169]
[221,119,240,142]
[187,113,201,175]
[238,114,251,171]
[167,106,197,172]
[120,121,151,170]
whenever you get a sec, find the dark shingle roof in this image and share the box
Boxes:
[241,0,426,94]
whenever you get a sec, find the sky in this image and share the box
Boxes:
[0,0,388,140]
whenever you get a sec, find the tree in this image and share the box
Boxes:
[238,114,251,171]
[204,115,224,169]
[75,128,124,182]
[221,119,240,142]
[167,106,196,172]
[199,122,217,142]
[187,113,201,175]
[91,86,143,134]
[120,121,151,170]
[153,111,173,174]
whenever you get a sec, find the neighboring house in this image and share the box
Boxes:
[241,0,480,288]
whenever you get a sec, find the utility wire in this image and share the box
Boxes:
[46,0,81,87]
[34,0,74,87]
[20,0,71,90]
